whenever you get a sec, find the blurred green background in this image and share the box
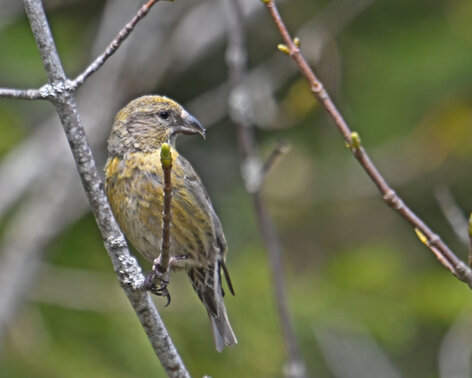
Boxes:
[1,0,472,377]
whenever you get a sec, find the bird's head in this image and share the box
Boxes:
[107,95,205,157]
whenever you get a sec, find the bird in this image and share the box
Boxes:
[104,95,237,352]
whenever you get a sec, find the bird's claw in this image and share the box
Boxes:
[144,266,171,305]
[144,254,188,306]
[148,282,171,306]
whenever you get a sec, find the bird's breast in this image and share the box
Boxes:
[105,152,216,266]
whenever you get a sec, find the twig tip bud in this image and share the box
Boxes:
[161,143,172,168]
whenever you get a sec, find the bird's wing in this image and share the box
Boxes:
[175,155,228,256]
[176,155,235,294]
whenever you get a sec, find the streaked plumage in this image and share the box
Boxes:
[105,95,237,351]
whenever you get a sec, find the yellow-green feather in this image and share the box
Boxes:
[105,149,213,265]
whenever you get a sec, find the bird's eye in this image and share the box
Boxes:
[159,111,169,120]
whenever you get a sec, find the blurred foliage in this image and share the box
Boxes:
[2,0,472,377]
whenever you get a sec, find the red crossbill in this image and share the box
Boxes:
[104,95,237,351]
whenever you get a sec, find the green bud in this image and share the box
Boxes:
[415,228,428,245]
[161,143,173,168]
[277,44,290,55]
[350,132,361,150]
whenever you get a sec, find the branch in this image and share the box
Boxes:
[22,0,189,376]
[158,143,173,274]
[261,0,472,287]
[0,86,45,100]
[261,140,291,183]
[145,143,175,304]
[70,0,162,89]
[0,0,163,99]
[243,140,291,194]
[225,0,306,376]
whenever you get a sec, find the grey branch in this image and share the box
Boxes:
[21,0,189,376]
[0,0,162,100]
[225,0,306,376]
[0,86,45,100]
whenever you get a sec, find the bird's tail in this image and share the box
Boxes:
[208,303,237,352]
[187,262,237,352]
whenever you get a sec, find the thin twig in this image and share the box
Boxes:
[158,143,173,273]
[261,140,291,182]
[262,0,472,287]
[23,0,189,376]
[225,0,306,376]
[147,144,174,304]
[70,0,161,89]
[0,86,45,100]
[248,140,291,194]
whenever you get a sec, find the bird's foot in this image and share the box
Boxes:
[144,269,170,305]
[144,255,188,307]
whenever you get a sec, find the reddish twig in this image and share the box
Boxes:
[158,143,173,274]
[262,0,472,287]
[147,144,174,304]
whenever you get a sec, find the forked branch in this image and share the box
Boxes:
[0,0,162,100]
[20,0,189,376]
